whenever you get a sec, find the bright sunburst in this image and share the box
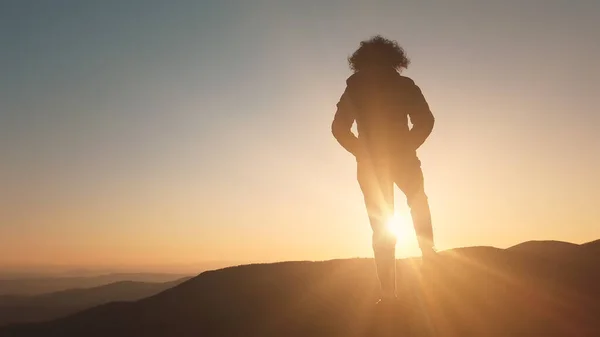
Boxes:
[386,212,420,257]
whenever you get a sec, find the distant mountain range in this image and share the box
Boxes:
[0,277,190,326]
[0,273,189,296]
[1,239,598,337]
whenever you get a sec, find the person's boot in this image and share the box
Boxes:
[374,248,397,303]
[420,246,437,275]
[373,229,397,304]
[375,294,397,306]
[374,253,396,304]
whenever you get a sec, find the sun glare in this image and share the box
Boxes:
[386,212,420,257]
[386,213,409,238]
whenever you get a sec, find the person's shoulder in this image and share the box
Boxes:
[345,72,363,85]
[398,75,417,86]
[397,76,423,94]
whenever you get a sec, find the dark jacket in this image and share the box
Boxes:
[331,67,434,162]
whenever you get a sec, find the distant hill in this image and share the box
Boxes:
[0,277,190,326]
[1,239,599,337]
[580,239,600,254]
[0,273,189,296]
[507,240,581,257]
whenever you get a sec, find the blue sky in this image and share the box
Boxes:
[1,0,599,270]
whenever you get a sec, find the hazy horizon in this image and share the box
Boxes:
[3,238,600,276]
[0,259,243,276]
[2,0,599,270]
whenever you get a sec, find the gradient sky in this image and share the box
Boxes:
[1,0,599,271]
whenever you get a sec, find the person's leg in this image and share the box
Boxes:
[393,157,435,256]
[357,161,396,299]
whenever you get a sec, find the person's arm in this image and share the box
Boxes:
[331,90,360,155]
[405,80,435,149]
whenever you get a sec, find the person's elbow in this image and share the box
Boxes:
[414,111,434,131]
[428,112,435,131]
[331,118,346,141]
[419,108,434,130]
[331,120,339,139]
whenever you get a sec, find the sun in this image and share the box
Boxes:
[385,212,411,238]
[386,212,420,257]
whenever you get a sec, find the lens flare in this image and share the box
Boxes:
[386,212,420,257]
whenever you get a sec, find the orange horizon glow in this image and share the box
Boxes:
[1,1,599,272]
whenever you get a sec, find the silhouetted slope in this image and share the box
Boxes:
[2,240,599,337]
[581,239,600,254]
[508,240,580,257]
[507,240,600,272]
[0,273,189,296]
[0,278,190,326]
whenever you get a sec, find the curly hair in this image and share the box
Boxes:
[348,35,410,72]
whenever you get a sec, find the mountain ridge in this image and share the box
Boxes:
[0,277,190,326]
[0,273,189,296]
[2,239,599,337]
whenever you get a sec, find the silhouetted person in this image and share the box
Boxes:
[331,36,435,302]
